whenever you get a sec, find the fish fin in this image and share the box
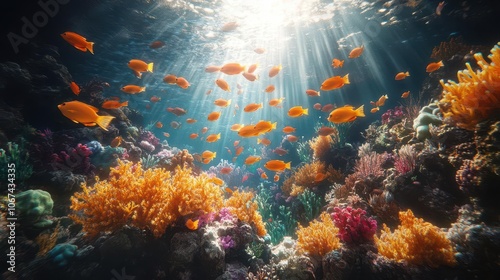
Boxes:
[356,105,365,117]
[87,42,94,54]
[257,138,261,144]
[122,101,129,107]
[95,115,115,131]
[82,122,96,126]
[343,74,350,84]
[285,161,291,169]
[147,62,154,73]
[227,99,232,106]
[303,108,309,115]
[71,119,79,124]
[405,71,410,76]
[439,61,444,66]
[73,45,87,52]
[272,122,277,129]
[140,87,146,92]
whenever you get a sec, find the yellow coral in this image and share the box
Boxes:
[439,43,500,130]
[375,209,456,267]
[70,160,223,238]
[296,212,341,258]
[224,190,267,237]
[282,162,343,196]
[308,135,336,161]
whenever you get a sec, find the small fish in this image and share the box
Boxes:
[261,172,268,180]
[186,118,197,124]
[313,103,322,110]
[170,121,181,129]
[348,45,364,58]
[102,99,128,109]
[201,127,208,134]
[264,160,291,172]
[375,94,389,107]
[331,58,344,68]
[176,77,190,89]
[426,61,444,73]
[150,96,161,103]
[395,71,410,80]
[214,98,232,107]
[149,40,165,49]
[128,59,154,78]
[317,126,337,136]
[436,1,445,16]
[269,97,285,107]
[287,106,308,118]
[156,121,163,129]
[163,132,170,137]
[274,174,280,182]
[273,147,288,156]
[401,91,410,98]
[328,105,365,124]
[70,81,80,95]
[220,63,246,75]
[167,107,187,116]
[220,167,233,174]
[247,64,258,73]
[242,173,249,182]
[121,85,145,94]
[235,146,244,156]
[60,31,94,54]
[254,48,266,54]
[370,107,380,113]
[234,140,240,147]
[202,150,217,160]
[242,72,259,82]
[257,138,271,146]
[206,133,221,143]
[287,135,298,142]
[244,103,263,113]
[314,172,327,183]
[215,79,231,92]
[110,136,122,148]
[207,111,221,121]
[282,126,296,134]
[264,85,275,93]
[320,74,350,91]
[245,156,261,165]
[221,21,238,32]
[206,89,213,95]
[163,74,177,84]
[321,104,335,112]
[185,219,199,230]
[205,65,221,73]
[58,100,114,131]
[225,187,233,194]
[231,124,243,131]
[189,133,198,139]
[306,89,320,97]
[269,65,282,78]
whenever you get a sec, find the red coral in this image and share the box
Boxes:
[331,206,377,244]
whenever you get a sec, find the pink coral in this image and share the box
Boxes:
[331,206,377,243]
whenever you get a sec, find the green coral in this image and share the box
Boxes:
[298,190,322,222]
[0,141,33,184]
[413,102,442,140]
[17,189,53,228]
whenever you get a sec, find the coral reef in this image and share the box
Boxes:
[17,189,54,228]
[439,43,500,130]
[412,102,442,141]
[296,212,341,258]
[224,190,267,237]
[331,206,377,244]
[375,209,456,267]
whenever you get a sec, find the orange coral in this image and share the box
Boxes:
[296,212,341,258]
[375,209,456,267]
[308,134,336,161]
[439,43,500,130]
[224,190,267,237]
[70,160,224,238]
[282,161,324,195]
[168,149,195,171]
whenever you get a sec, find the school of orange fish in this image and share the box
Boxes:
[58,25,445,191]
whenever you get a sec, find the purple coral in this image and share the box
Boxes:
[50,143,94,175]
[331,206,377,244]
[139,140,155,153]
[381,106,404,125]
[140,130,160,146]
[219,235,236,249]
[218,207,236,223]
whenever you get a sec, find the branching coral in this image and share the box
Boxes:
[439,43,500,130]
[331,206,377,244]
[282,162,342,196]
[70,160,224,238]
[224,190,267,237]
[308,135,336,162]
[394,145,417,175]
[168,149,195,171]
[375,209,457,267]
[296,212,341,258]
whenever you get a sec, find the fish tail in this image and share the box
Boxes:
[87,41,94,54]
[303,108,309,115]
[95,115,115,131]
[147,62,154,73]
[285,161,291,169]
[217,133,221,138]
[405,71,410,76]
[272,122,277,129]
[343,74,350,84]
[140,87,146,92]
[227,99,232,106]
[257,138,262,144]
[355,105,365,117]
[122,101,129,107]
[213,152,217,158]
[439,60,444,66]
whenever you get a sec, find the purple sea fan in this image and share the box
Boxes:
[331,206,377,244]
[219,235,236,250]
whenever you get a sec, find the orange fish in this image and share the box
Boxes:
[313,103,322,110]
[220,167,233,174]
[286,135,298,142]
[150,96,161,103]
[370,107,379,113]
[269,65,282,78]
[220,63,246,75]
[60,31,94,54]
[375,94,388,107]
[149,40,165,49]
[203,158,212,164]
[167,107,187,116]
[261,172,268,179]
[314,172,327,183]
[176,77,190,89]
[244,103,263,112]
[245,156,261,165]
[215,79,231,92]
[320,74,350,91]
[257,138,271,146]
[70,81,80,95]
[206,133,221,143]
[264,85,275,93]
[186,118,197,124]
[207,111,221,121]
[234,140,240,147]
[264,160,291,172]
[242,72,259,82]
[348,45,364,58]
[331,58,344,68]
[189,133,198,139]
[274,174,280,182]
[156,121,163,129]
[328,105,365,124]
[322,104,335,112]
[306,89,320,97]
[436,1,445,16]
[282,126,296,134]
[269,97,285,107]
[102,99,128,109]
[202,150,217,160]
[206,89,213,95]
[401,91,410,98]
[163,132,170,137]
[214,98,232,107]
[254,121,277,134]
[225,187,233,194]
[426,61,444,73]
[201,127,208,134]
[121,85,145,94]
[110,136,122,148]
[254,48,266,54]
[185,219,199,230]
[58,100,114,131]
[395,71,410,80]
[287,106,308,118]
[247,64,258,73]
[231,124,243,131]
[273,147,288,156]
[128,59,154,78]
[318,126,337,136]
[221,21,239,32]
[205,65,221,73]
[235,146,244,156]
[238,125,260,138]
[163,74,177,84]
